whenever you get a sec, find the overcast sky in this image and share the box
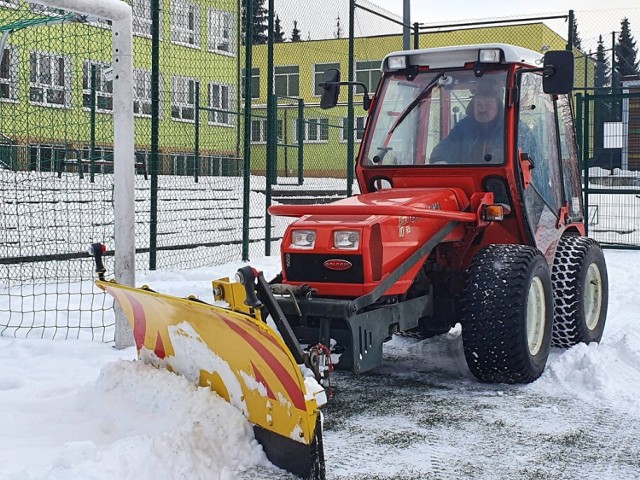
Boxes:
[382,0,639,52]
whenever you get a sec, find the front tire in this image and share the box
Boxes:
[461,245,553,384]
[551,236,608,347]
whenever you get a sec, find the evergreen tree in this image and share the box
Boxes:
[571,15,582,50]
[614,17,639,85]
[241,0,268,45]
[274,15,285,43]
[291,20,301,42]
[335,14,342,39]
[594,35,610,89]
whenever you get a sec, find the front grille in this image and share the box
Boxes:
[285,253,364,283]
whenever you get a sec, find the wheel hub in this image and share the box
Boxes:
[584,263,603,331]
[527,276,546,356]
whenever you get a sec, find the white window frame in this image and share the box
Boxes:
[28,144,67,172]
[133,68,154,118]
[250,118,283,144]
[208,9,234,56]
[0,45,19,102]
[355,60,382,95]
[341,116,366,142]
[170,152,196,175]
[29,50,71,109]
[0,0,19,9]
[171,0,201,48]
[251,118,267,144]
[131,0,160,38]
[171,75,196,122]
[274,65,299,98]
[82,60,114,113]
[295,117,329,143]
[208,83,234,126]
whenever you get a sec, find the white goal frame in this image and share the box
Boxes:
[30,0,136,348]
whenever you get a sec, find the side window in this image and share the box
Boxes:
[518,72,562,212]
[557,94,583,221]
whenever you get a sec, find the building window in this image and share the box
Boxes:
[81,146,114,174]
[132,0,158,38]
[341,116,366,142]
[170,152,196,176]
[208,83,234,126]
[0,45,18,102]
[208,9,234,55]
[82,61,113,112]
[29,51,71,108]
[296,117,329,143]
[133,68,153,117]
[29,4,65,16]
[314,63,340,96]
[171,0,201,48]
[274,66,299,97]
[355,60,381,94]
[28,145,66,172]
[242,68,260,99]
[0,0,18,9]
[171,75,196,122]
[250,118,283,143]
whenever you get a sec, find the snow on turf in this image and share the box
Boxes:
[1,250,639,479]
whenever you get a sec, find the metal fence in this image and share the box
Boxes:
[1,0,639,341]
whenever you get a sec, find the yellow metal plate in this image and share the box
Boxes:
[97,280,320,446]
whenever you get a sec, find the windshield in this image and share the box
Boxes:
[362,69,508,166]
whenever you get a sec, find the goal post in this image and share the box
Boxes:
[29,0,135,348]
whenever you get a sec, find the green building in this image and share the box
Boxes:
[0,0,242,176]
[248,22,589,178]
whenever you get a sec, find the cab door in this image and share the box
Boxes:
[517,72,565,255]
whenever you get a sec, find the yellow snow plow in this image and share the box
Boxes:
[91,246,326,479]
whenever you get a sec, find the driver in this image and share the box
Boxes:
[430,83,505,164]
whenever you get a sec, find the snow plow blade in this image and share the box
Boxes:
[96,277,326,479]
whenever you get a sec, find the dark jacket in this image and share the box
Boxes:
[430,114,504,165]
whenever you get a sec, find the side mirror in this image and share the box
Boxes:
[542,50,574,95]
[320,69,340,109]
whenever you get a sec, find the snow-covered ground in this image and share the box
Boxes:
[1,249,639,479]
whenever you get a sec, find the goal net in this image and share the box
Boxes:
[0,0,134,343]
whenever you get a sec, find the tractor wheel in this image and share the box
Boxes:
[461,245,553,384]
[551,236,608,347]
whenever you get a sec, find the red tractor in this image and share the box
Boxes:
[268,43,608,384]
[97,44,610,478]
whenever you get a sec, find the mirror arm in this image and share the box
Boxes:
[321,80,372,110]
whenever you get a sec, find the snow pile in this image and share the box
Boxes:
[0,339,269,480]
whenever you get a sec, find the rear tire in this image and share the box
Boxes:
[551,236,608,347]
[461,245,553,384]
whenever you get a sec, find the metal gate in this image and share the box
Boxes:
[579,90,640,249]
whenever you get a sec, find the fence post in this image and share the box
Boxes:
[89,64,96,182]
[413,22,420,49]
[194,81,200,183]
[264,0,275,257]
[298,98,304,185]
[149,0,160,270]
[575,92,583,165]
[347,0,355,197]
[583,92,590,236]
[241,0,253,262]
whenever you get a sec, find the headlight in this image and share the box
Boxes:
[387,55,407,71]
[334,230,360,250]
[478,48,502,63]
[291,230,316,249]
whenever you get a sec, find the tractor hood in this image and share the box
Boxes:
[273,188,472,298]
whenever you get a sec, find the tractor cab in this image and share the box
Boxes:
[322,44,583,257]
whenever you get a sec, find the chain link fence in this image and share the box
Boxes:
[2,1,639,341]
